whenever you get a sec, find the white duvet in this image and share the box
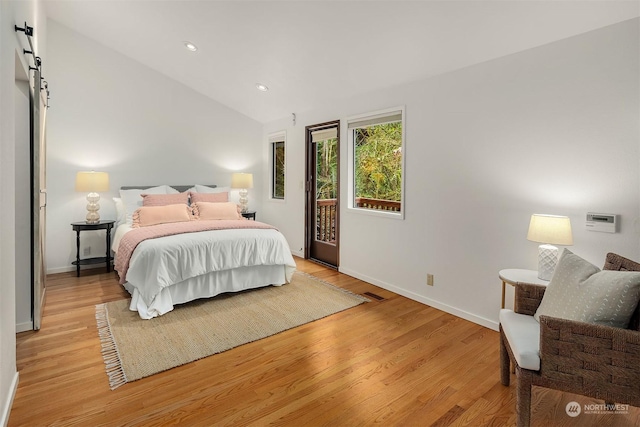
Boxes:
[113,224,296,318]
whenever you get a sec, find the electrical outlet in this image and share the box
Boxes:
[427,274,434,286]
[83,246,91,256]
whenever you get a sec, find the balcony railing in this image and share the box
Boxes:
[316,199,337,243]
[315,197,401,243]
[355,197,401,212]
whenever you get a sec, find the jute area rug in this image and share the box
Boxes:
[95,271,369,390]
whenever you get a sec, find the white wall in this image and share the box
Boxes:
[0,1,47,424]
[262,18,640,330]
[45,21,263,273]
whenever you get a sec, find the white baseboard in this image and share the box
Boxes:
[15,322,32,333]
[47,265,111,275]
[338,266,499,331]
[290,249,304,258]
[46,265,76,275]
[1,372,18,427]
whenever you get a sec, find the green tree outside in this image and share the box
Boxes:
[273,141,285,199]
[354,122,402,202]
[316,138,338,200]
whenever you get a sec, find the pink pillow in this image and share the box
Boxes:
[193,202,241,220]
[132,204,194,227]
[141,192,189,207]
[190,191,228,204]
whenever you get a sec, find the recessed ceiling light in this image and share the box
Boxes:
[256,83,269,92]
[184,41,198,52]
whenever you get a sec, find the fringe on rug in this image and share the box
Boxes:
[95,303,127,390]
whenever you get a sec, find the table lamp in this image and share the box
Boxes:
[76,171,109,223]
[527,214,573,280]
[231,172,253,213]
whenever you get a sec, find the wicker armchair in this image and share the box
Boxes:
[500,253,640,427]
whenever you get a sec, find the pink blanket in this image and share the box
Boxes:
[115,220,276,284]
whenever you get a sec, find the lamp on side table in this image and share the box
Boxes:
[526,214,573,280]
[231,172,253,213]
[75,171,109,224]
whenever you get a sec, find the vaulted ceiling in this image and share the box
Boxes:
[43,1,640,123]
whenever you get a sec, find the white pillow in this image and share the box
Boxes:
[119,186,169,225]
[113,197,125,228]
[194,184,227,193]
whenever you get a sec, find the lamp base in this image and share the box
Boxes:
[537,244,558,281]
[238,188,249,214]
[85,192,101,224]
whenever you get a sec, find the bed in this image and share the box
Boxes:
[112,184,296,319]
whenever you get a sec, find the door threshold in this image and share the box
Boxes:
[308,258,338,270]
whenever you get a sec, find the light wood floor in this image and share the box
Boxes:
[9,258,639,426]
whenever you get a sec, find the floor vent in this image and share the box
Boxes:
[363,292,385,301]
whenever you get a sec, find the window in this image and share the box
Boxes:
[312,127,338,201]
[347,107,404,217]
[269,132,286,200]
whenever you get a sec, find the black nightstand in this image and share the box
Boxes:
[71,220,115,277]
[241,211,256,221]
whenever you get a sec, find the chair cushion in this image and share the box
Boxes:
[534,249,640,328]
[500,309,540,370]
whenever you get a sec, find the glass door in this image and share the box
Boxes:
[305,121,340,268]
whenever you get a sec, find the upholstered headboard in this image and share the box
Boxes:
[120,185,217,193]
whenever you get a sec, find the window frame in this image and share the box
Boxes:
[268,130,286,202]
[346,106,405,220]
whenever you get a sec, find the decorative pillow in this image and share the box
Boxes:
[190,191,229,204]
[534,249,640,328]
[120,186,169,225]
[193,202,241,220]
[131,204,193,228]
[142,192,189,207]
[194,184,227,194]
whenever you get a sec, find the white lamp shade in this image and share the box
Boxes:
[75,171,109,193]
[527,214,573,246]
[231,173,254,189]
